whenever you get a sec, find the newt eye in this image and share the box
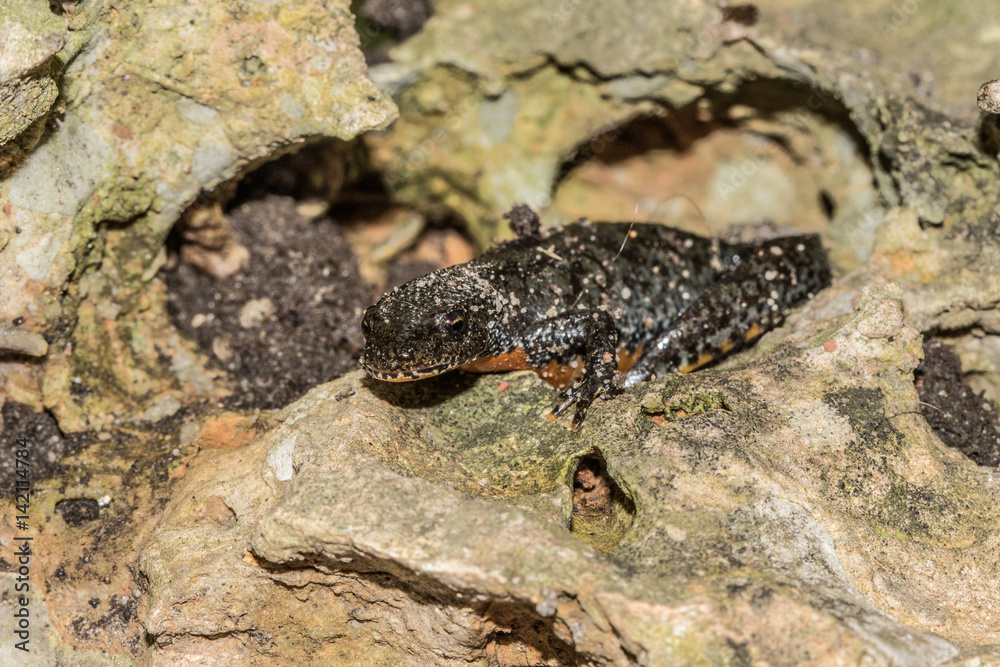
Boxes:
[444,310,466,334]
[362,318,371,337]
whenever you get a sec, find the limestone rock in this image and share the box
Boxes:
[0,0,396,431]
[5,0,1000,663]
[134,285,1000,663]
[0,0,65,149]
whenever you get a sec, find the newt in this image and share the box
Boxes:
[361,205,830,430]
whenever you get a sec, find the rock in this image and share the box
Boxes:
[0,0,397,431]
[0,1,65,148]
[6,0,1000,662]
[978,80,1000,114]
[133,293,1000,662]
[0,326,47,356]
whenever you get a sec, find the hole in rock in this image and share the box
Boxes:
[551,81,879,271]
[164,138,473,411]
[483,599,581,666]
[570,450,635,552]
[915,337,1000,466]
[0,401,86,496]
[818,189,837,220]
[352,0,434,65]
[165,194,373,411]
[230,137,475,288]
[55,498,101,526]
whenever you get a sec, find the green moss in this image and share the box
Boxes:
[569,499,633,552]
[83,180,158,226]
[660,392,732,422]
[359,372,593,498]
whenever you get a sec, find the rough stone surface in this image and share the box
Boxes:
[367,0,1000,274]
[3,0,1000,664]
[0,0,396,431]
[131,286,999,664]
[0,0,64,149]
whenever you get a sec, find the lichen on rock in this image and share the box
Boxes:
[4,0,1000,663]
[0,0,397,432]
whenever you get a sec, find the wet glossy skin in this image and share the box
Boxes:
[361,220,830,430]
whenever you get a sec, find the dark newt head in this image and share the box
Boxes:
[360,267,497,381]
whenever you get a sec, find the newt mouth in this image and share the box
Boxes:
[360,358,461,382]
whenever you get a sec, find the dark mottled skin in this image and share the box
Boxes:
[361,217,830,429]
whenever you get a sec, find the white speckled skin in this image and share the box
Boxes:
[362,221,830,428]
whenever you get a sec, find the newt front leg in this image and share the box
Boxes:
[522,311,624,430]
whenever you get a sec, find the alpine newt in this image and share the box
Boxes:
[361,205,831,430]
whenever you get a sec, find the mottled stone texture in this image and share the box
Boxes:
[0,0,395,430]
[4,0,1000,664]
[0,0,63,149]
[135,286,998,664]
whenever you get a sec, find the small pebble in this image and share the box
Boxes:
[0,328,48,356]
[978,80,1000,114]
[239,298,276,328]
